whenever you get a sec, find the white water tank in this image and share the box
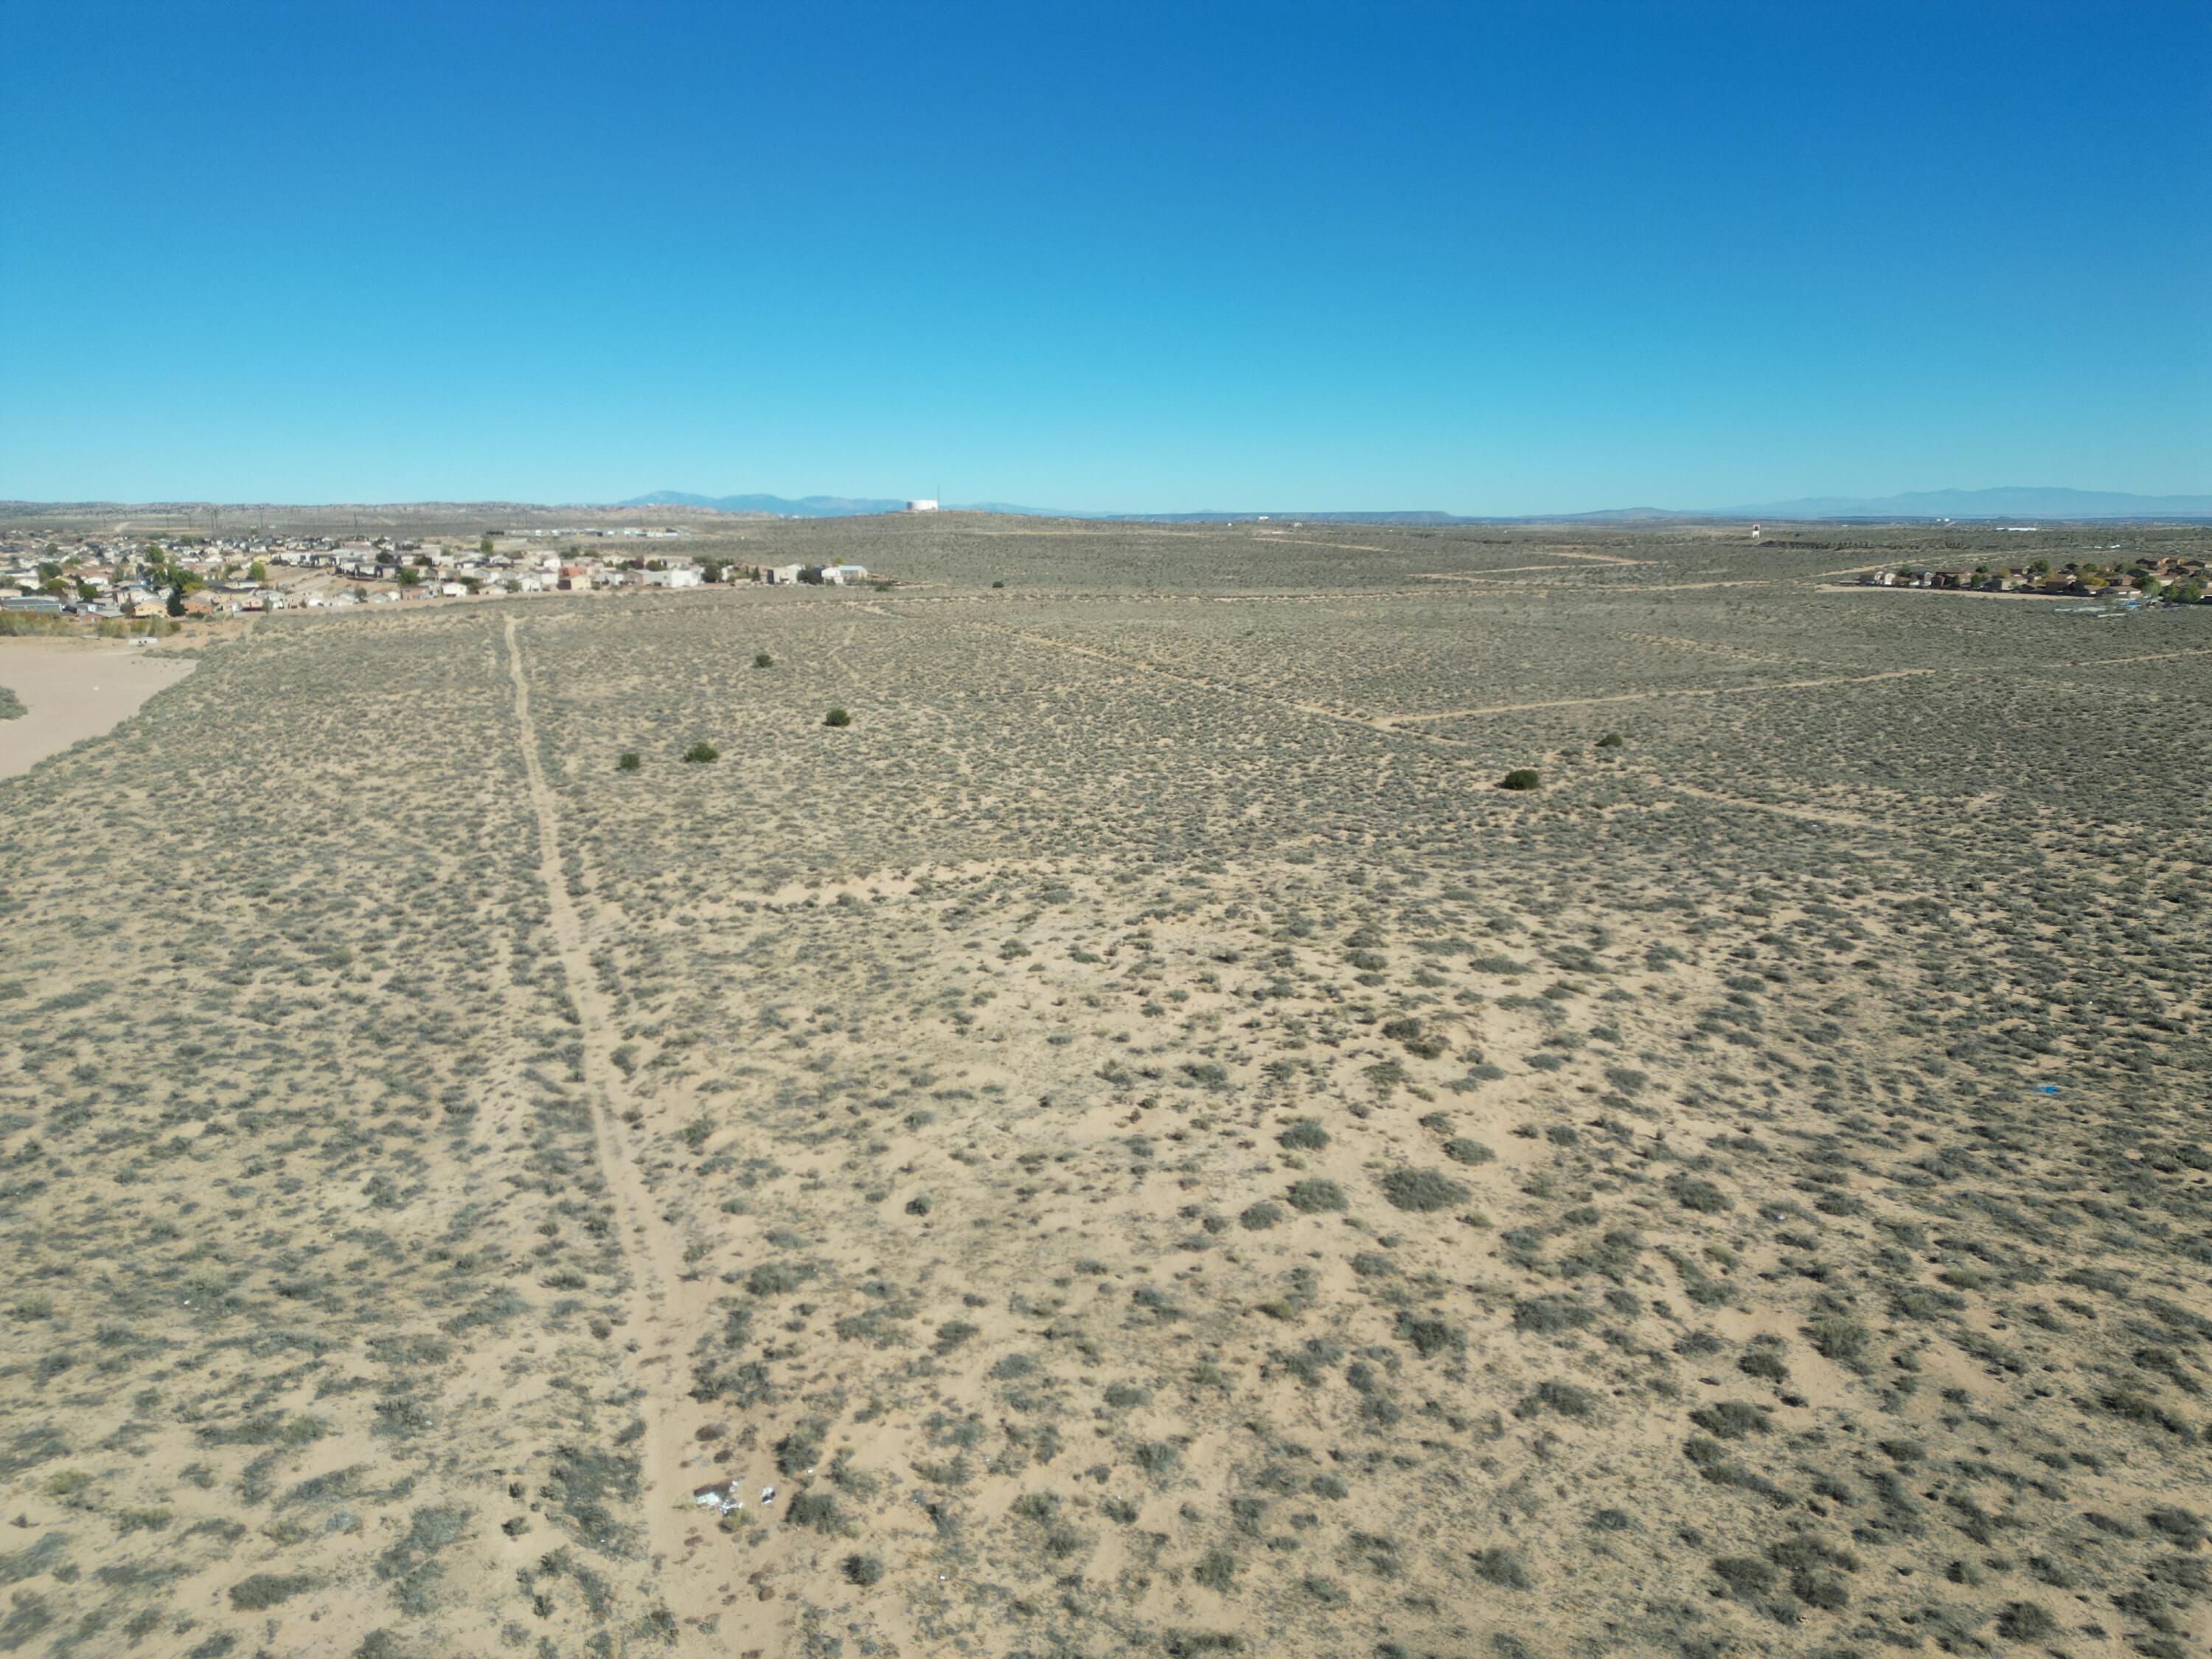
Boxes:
[905,498,939,512]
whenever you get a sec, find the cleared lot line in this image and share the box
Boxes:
[1389,667,1939,722]
[1388,645,2210,723]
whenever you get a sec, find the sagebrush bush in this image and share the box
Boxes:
[1500,769,1541,790]
[1380,1169,1468,1212]
[1285,1180,1346,1214]
[681,741,718,763]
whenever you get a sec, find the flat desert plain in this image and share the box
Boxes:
[1,516,2208,1659]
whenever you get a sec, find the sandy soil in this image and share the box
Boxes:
[0,637,198,778]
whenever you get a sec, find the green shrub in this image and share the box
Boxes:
[616,751,641,772]
[1442,1137,1492,1166]
[230,1573,314,1610]
[1805,1315,1871,1363]
[1396,1313,1462,1357]
[1285,1180,1346,1214]
[824,707,852,728]
[681,741,718,763]
[1472,1546,1530,1587]
[754,651,774,668]
[1669,1175,1731,1214]
[1994,1601,2056,1641]
[1712,1556,1775,1599]
[843,1553,883,1586]
[1500,769,1541,791]
[1596,732,1624,748]
[1379,1169,1468,1212]
[1514,1381,1596,1419]
[786,1492,844,1532]
[1194,1548,1237,1590]
[1278,1119,1329,1151]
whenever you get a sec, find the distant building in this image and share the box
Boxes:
[905,499,939,513]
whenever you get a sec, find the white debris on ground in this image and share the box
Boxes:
[690,1480,745,1517]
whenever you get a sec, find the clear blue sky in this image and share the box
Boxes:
[4,0,2205,512]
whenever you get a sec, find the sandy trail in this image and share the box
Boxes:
[0,638,198,779]
[503,616,734,1642]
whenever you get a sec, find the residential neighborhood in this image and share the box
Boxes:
[0,527,876,627]
[1855,551,2209,601]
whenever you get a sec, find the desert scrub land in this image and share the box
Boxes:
[1,516,2208,1659]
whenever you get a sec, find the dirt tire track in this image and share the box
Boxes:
[1387,667,1941,722]
[504,616,725,1636]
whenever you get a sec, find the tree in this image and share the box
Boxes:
[248,558,268,583]
[397,567,421,588]
[682,741,719,763]
[754,652,773,669]
[1500,768,1540,791]
[479,535,495,557]
[824,708,852,728]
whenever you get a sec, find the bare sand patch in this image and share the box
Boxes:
[0,637,198,779]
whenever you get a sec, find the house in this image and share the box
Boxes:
[824,563,868,582]
[2,594,65,613]
[762,563,803,585]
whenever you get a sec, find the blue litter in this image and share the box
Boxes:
[2037,1085,2061,1095]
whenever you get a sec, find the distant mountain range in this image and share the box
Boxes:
[1703,487,2212,520]
[619,486,2212,523]
[620,491,914,516]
